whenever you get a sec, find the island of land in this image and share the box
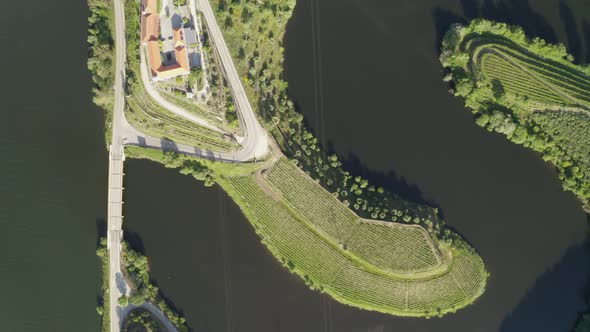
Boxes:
[88,0,488,330]
[440,18,590,331]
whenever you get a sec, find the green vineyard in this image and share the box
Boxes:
[125,87,239,152]
[441,19,590,208]
[218,157,487,317]
[456,28,590,110]
[265,158,445,275]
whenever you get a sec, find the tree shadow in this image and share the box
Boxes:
[123,231,194,331]
[433,0,558,53]
[324,140,444,217]
[124,230,145,254]
[432,6,467,52]
[95,218,107,244]
[500,240,590,332]
[583,20,590,63]
[559,0,583,64]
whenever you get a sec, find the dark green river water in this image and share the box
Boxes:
[3,0,590,331]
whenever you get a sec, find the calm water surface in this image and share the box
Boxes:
[1,0,104,331]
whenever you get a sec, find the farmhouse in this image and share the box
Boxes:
[140,0,190,81]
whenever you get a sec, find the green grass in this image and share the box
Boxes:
[441,19,590,207]
[125,146,263,177]
[125,86,238,152]
[465,34,590,109]
[217,157,487,317]
[155,87,227,128]
[266,158,445,275]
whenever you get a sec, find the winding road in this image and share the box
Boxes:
[107,0,270,331]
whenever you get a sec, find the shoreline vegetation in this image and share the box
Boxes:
[440,18,590,329]
[87,0,488,322]
[96,239,110,332]
[87,0,115,145]
[96,238,189,332]
[440,19,590,212]
[119,241,188,332]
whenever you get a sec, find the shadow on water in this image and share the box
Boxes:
[323,140,444,214]
[124,230,146,254]
[433,0,558,53]
[95,218,107,243]
[123,232,194,332]
[583,20,590,63]
[500,240,590,332]
[559,1,583,63]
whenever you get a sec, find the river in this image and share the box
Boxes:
[3,0,590,331]
[1,0,105,330]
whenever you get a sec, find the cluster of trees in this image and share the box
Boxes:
[210,0,451,240]
[123,309,162,332]
[87,0,115,143]
[162,150,216,186]
[120,242,189,331]
[95,238,109,332]
[124,0,142,89]
[442,18,590,326]
[441,19,590,210]
[576,313,590,332]
[441,19,581,70]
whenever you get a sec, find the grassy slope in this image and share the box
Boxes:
[123,0,235,152]
[441,19,590,209]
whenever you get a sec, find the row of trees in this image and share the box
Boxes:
[120,241,189,331]
[122,309,163,332]
[87,0,115,143]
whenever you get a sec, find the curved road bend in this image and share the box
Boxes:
[138,49,225,134]
[109,0,272,330]
[134,2,269,161]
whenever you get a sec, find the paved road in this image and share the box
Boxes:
[138,48,224,134]
[108,0,131,331]
[120,303,180,332]
[107,0,272,330]
[123,0,270,162]
[195,0,269,161]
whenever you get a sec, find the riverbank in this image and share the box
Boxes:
[440,18,590,329]
[88,0,488,322]
[441,19,590,211]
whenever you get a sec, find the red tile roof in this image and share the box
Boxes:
[140,0,189,80]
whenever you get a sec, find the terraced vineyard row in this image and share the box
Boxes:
[268,158,441,274]
[466,35,590,109]
[346,221,442,274]
[480,53,565,104]
[265,158,444,275]
[265,158,359,242]
[219,172,487,317]
[126,88,238,152]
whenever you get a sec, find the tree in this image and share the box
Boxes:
[118,295,129,307]
[129,292,146,306]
